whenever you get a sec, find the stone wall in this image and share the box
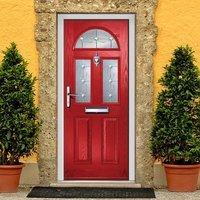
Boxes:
[34,0,157,186]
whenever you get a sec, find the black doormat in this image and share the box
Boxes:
[27,187,155,198]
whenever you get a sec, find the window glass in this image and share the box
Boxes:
[103,60,118,102]
[76,60,91,102]
[75,29,118,49]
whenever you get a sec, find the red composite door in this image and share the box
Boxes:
[64,20,128,180]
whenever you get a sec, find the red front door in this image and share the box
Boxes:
[64,20,128,180]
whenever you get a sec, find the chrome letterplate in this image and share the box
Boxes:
[85,107,109,113]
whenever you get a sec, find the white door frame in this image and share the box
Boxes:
[57,14,136,181]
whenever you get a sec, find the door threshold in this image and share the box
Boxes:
[50,181,141,188]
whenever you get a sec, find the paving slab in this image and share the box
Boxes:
[0,188,200,200]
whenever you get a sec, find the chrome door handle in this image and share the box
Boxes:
[66,86,78,108]
[69,94,78,97]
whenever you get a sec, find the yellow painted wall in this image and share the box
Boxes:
[154,0,200,103]
[1,0,200,163]
[0,0,38,163]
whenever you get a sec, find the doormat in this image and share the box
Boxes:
[27,187,155,198]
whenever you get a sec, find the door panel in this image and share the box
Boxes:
[103,118,119,164]
[74,118,91,163]
[64,20,128,180]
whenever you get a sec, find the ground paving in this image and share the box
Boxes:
[0,188,200,200]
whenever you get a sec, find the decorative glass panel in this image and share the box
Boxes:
[103,60,118,102]
[76,60,91,102]
[75,29,118,49]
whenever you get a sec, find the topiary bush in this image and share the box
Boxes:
[0,43,40,165]
[151,46,200,164]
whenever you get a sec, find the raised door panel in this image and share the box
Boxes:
[74,118,92,163]
[102,118,119,164]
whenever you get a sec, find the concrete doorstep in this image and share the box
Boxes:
[0,188,200,200]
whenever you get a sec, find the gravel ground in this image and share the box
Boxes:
[0,188,200,200]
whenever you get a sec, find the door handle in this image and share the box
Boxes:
[66,86,78,108]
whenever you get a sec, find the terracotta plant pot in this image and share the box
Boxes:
[0,164,24,192]
[163,163,200,192]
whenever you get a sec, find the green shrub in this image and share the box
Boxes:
[0,43,40,165]
[151,46,200,164]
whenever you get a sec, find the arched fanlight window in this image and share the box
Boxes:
[75,29,118,49]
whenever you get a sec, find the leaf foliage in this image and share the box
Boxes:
[150,46,200,164]
[0,43,40,165]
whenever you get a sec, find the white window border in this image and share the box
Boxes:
[57,14,135,181]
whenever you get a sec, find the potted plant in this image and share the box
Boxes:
[0,43,40,192]
[151,46,200,192]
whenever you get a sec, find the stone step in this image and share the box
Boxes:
[50,181,141,188]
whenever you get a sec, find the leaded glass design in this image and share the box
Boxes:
[75,29,118,49]
[76,60,91,102]
[103,60,118,102]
